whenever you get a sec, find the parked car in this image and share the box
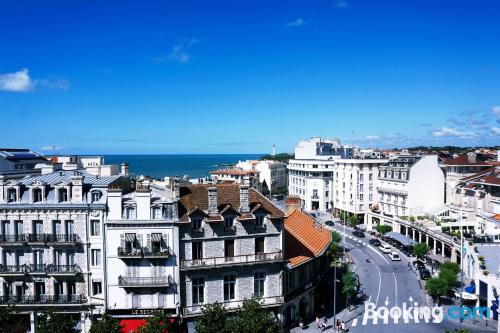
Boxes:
[325,220,335,227]
[369,239,381,246]
[379,244,392,253]
[412,260,425,270]
[389,252,401,261]
[353,230,365,238]
[419,268,431,280]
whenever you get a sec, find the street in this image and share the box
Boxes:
[291,213,495,333]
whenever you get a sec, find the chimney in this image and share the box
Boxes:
[239,185,250,214]
[173,177,180,199]
[107,189,123,219]
[136,181,151,219]
[207,187,218,215]
[285,196,301,215]
[121,162,129,176]
[70,175,84,203]
[467,152,476,164]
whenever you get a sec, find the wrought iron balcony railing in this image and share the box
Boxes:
[117,247,143,258]
[0,234,26,244]
[118,275,173,287]
[27,233,46,243]
[0,294,87,305]
[47,264,81,274]
[46,234,79,244]
[143,247,170,258]
[0,264,27,274]
[28,264,46,273]
[180,251,283,270]
[118,247,171,258]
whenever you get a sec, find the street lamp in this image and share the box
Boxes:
[459,207,464,328]
[331,258,343,332]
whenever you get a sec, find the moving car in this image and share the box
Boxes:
[324,220,335,227]
[353,230,365,238]
[389,252,401,261]
[379,244,392,253]
[369,239,381,246]
[419,268,431,280]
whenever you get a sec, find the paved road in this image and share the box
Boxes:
[292,213,495,333]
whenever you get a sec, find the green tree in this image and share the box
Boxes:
[230,297,280,333]
[426,277,449,303]
[37,311,78,333]
[341,270,358,308]
[413,243,430,258]
[194,303,231,333]
[409,215,416,222]
[327,231,342,258]
[0,306,27,333]
[348,215,359,227]
[89,313,122,333]
[138,311,177,333]
[375,225,392,234]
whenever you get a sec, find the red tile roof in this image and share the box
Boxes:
[469,166,500,186]
[285,209,332,268]
[178,184,284,222]
[442,155,491,166]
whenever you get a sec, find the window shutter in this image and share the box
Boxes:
[146,234,151,250]
[136,234,143,247]
[120,234,125,249]
[162,233,168,252]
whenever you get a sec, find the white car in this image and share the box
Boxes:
[379,244,392,253]
[389,252,401,261]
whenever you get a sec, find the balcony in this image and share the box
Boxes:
[143,247,170,259]
[47,264,81,276]
[183,295,283,316]
[0,234,26,246]
[118,275,173,288]
[46,234,79,245]
[0,294,87,306]
[28,264,47,275]
[0,264,27,277]
[27,233,46,244]
[180,251,283,270]
[117,247,143,259]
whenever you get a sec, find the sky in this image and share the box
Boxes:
[0,0,499,154]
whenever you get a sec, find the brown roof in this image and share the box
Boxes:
[210,169,259,176]
[284,209,332,268]
[442,155,491,167]
[178,184,284,222]
[493,214,500,221]
[469,166,500,186]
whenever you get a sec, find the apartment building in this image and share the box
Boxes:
[236,160,288,195]
[209,168,261,190]
[48,155,128,177]
[0,170,129,332]
[177,183,285,324]
[104,177,180,329]
[0,148,50,178]
[365,155,445,229]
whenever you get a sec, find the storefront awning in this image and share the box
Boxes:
[385,232,416,246]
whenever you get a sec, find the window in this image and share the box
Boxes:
[33,189,42,203]
[225,239,234,260]
[255,215,264,228]
[359,174,364,182]
[191,217,202,230]
[91,220,100,236]
[124,207,136,219]
[58,188,68,202]
[91,249,101,266]
[192,242,203,260]
[255,237,265,254]
[224,275,236,301]
[359,184,364,192]
[224,216,234,228]
[92,281,102,295]
[254,272,265,297]
[192,278,205,304]
[369,173,373,181]
[152,207,161,219]
[7,189,17,202]
[91,191,102,202]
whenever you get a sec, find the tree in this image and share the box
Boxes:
[194,303,231,333]
[37,311,78,333]
[425,277,449,303]
[409,215,416,222]
[327,231,342,259]
[341,270,358,308]
[0,306,28,333]
[413,243,430,258]
[348,215,359,227]
[375,225,392,235]
[426,261,460,303]
[138,311,177,333]
[230,297,280,333]
[89,313,122,333]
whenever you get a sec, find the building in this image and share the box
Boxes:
[48,155,128,177]
[176,183,285,325]
[441,153,492,204]
[332,158,388,221]
[209,168,261,189]
[0,170,129,332]
[0,148,51,178]
[104,176,180,330]
[236,160,288,195]
[365,155,445,230]
[288,138,353,211]
[282,198,332,330]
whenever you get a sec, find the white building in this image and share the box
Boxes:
[50,155,127,177]
[209,168,261,190]
[365,155,445,230]
[0,148,51,178]
[104,177,180,327]
[236,160,288,195]
[0,170,128,332]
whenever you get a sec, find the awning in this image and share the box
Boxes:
[151,233,162,242]
[120,319,146,333]
[125,233,136,242]
[385,232,416,246]
[465,284,476,294]
[454,292,478,301]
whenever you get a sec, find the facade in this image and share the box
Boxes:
[48,155,127,177]
[236,160,288,195]
[209,168,261,189]
[0,170,129,332]
[0,148,50,178]
[104,177,180,329]
[282,200,331,330]
[176,183,285,323]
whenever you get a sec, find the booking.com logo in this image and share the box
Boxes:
[360,301,491,326]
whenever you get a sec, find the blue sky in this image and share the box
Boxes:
[0,0,499,154]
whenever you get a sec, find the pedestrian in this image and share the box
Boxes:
[336,318,341,330]
[299,317,304,329]
[340,320,346,332]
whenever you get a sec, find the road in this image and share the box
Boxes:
[292,213,495,333]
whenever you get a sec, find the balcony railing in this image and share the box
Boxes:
[118,247,171,259]
[180,251,283,270]
[117,247,143,258]
[47,264,81,274]
[0,294,87,305]
[28,264,46,274]
[0,234,26,245]
[0,264,27,274]
[143,247,170,258]
[183,295,283,315]
[27,233,46,243]
[118,275,173,287]
[46,234,79,244]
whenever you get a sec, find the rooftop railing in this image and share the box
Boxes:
[180,251,283,270]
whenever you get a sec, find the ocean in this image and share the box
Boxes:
[104,154,263,179]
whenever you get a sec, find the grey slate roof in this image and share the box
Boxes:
[17,170,121,187]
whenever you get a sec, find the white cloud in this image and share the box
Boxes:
[285,18,304,28]
[492,106,500,117]
[431,126,475,139]
[365,135,380,140]
[0,68,34,92]
[168,38,199,64]
[0,68,69,92]
[40,146,63,151]
[492,127,500,135]
[334,0,348,8]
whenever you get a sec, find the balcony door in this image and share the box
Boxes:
[66,220,74,236]
[67,251,75,266]
[15,221,23,239]
[34,250,44,267]
[35,282,45,301]
[15,285,25,302]
[67,281,76,296]
[33,221,43,236]
[54,281,63,297]
[2,221,10,236]
[224,240,234,262]
[53,220,62,235]
[54,250,63,267]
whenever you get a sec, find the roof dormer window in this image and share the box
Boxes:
[124,207,136,219]
[32,188,43,203]
[58,188,68,203]
[91,191,102,203]
[192,217,202,230]
[224,216,234,228]
[7,188,17,203]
